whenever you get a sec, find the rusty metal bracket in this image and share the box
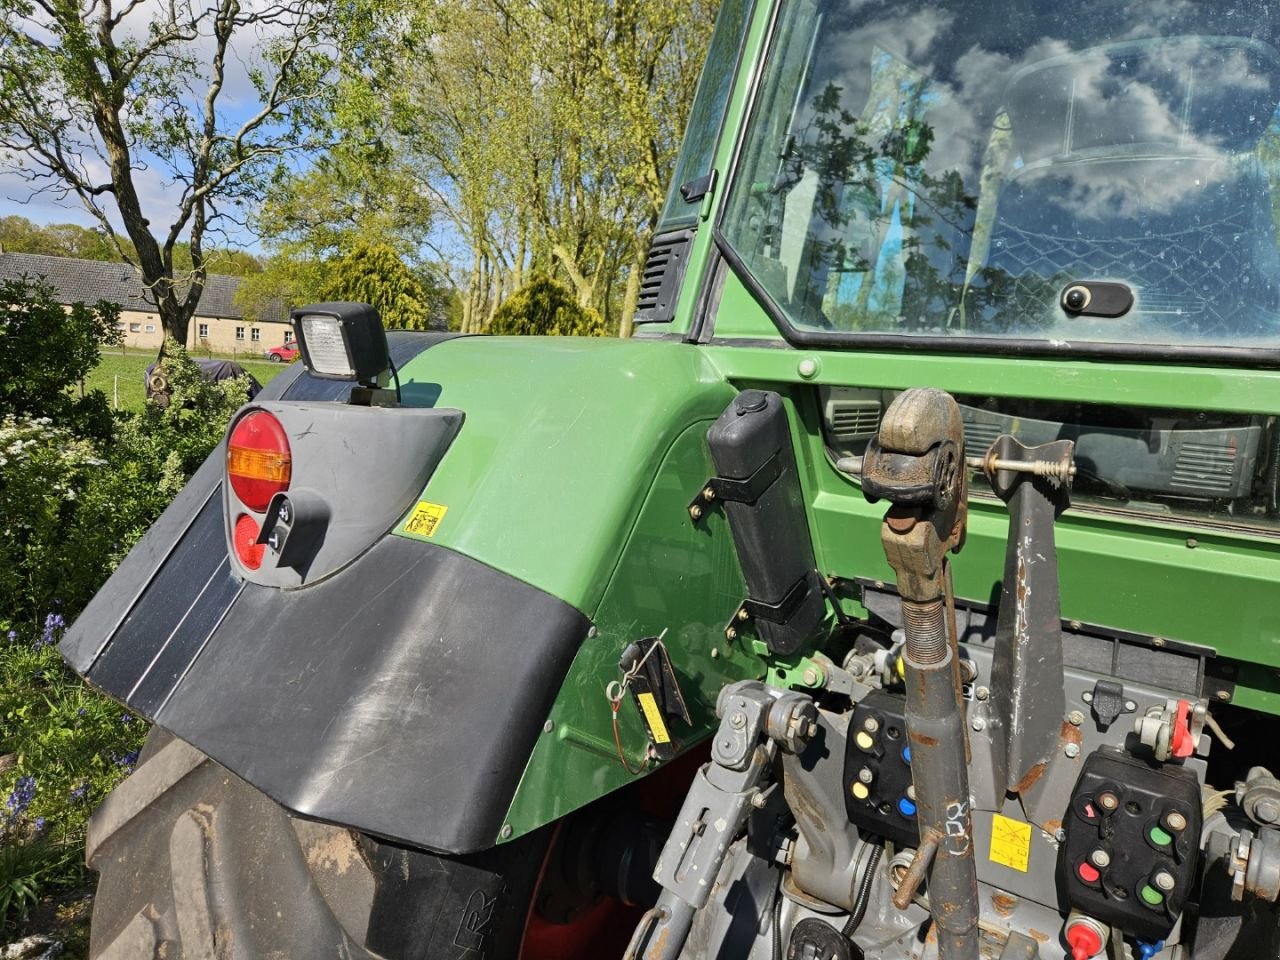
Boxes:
[687,451,783,522]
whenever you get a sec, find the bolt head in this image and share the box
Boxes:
[729,710,747,729]
[1164,811,1188,832]
[1068,710,1085,726]
[1099,792,1119,811]
[737,608,750,621]
[1090,849,1111,868]
[751,791,767,809]
[975,686,990,701]
[543,720,555,733]
[858,766,874,784]
[971,717,987,732]
[710,647,719,659]
[1254,798,1280,824]
[703,486,716,500]
[1154,871,1176,892]
[1125,700,1137,712]
[500,824,514,839]
[1065,743,1081,759]
[587,626,598,639]
[1055,829,1068,843]
[1216,690,1231,702]
[802,668,819,686]
[863,716,880,733]
[797,358,819,378]
[726,627,737,640]
[1152,637,1166,648]
[689,504,703,519]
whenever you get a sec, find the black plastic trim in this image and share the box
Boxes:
[152,536,590,855]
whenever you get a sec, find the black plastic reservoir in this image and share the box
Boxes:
[706,390,826,656]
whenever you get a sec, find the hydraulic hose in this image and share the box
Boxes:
[842,843,884,938]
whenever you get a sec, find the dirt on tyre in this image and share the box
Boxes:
[87,729,549,960]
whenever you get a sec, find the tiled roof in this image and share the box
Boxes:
[0,252,288,323]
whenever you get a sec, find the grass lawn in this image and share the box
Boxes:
[84,347,294,413]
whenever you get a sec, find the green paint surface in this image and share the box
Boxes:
[499,422,764,840]
[393,336,736,615]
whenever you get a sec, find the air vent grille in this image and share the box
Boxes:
[635,229,694,324]
[963,421,1004,455]
[1171,442,1237,494]
[828,400,881,444]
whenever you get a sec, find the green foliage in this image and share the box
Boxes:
[0,217,136,262]
[0,278,120,439]
[0,622,144,934]
[0,326,243,930]
[0,216,263,277]
[488,274,608,337]
[319,239,442,330]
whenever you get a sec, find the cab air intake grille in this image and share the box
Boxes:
[828,400,881,444]
[1171,442,1237,494]
[635,229,694,324]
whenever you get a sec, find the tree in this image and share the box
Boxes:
[488,274,607,336]
[319,239,442,330]
[268,0,716,336]
[0,0,348,348]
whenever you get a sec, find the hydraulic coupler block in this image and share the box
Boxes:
[704,390,827,655]
[1058,747,1202,942]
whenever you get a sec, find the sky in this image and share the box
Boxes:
[0,0,305,255]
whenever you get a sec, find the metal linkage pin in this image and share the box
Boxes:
[965,452,1076,487]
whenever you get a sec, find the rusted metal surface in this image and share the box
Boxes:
[987,437,1075,808]
[1011,762,1047,795]
[862,388,979,960]
[990,891,1018,918]
[892,830,941,910]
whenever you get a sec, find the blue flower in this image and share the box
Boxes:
[77,707,87,717]
[6,776,36,815]
[5,630,14,643]
[37,613,66,649]
[113,750,140,770]
[120,713,133,725]
[69,782,88,802]
[32,817,45,834]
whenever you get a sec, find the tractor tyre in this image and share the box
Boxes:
[86,728,551,960]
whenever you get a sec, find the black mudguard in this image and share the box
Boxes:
[62,332,592,854]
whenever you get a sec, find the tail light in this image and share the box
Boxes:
[227,410,292,511]
[233,514,266,570]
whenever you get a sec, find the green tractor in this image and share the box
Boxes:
[64,0,1280,957]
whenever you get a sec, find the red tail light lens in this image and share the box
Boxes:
[227,411,291,511]
[233,513,265,570]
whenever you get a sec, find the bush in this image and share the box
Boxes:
[0,278,120,441]
[0,283,252,935]
[488,274,608,336]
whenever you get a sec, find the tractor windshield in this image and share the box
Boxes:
[721,0,1280,356]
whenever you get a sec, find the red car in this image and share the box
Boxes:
[263,339,299,362]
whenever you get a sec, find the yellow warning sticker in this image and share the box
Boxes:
[405,501,448,538]
[636,692,671,744]
[989,814,1033,872]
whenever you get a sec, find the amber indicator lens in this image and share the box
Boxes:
[227,410,292,512]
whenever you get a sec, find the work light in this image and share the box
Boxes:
[291,303,391,385]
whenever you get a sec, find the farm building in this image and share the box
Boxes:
[0,252,290,354]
